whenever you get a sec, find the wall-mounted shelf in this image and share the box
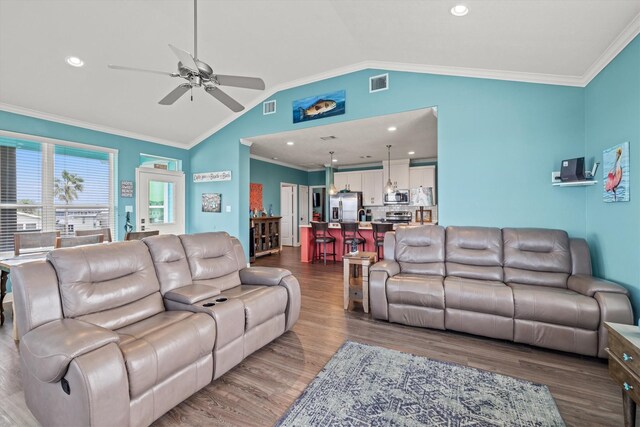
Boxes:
[552,180,598,187]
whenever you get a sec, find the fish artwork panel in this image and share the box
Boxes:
[603,141,629,203]
[292,90,346,123]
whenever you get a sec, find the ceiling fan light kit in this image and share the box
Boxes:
[108,0,265,111]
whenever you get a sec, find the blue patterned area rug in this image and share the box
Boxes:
[276,341,565,426]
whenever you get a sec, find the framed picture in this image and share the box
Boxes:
[292,90,345,123]
[202,193,221,213]
[415,209,432,223]
[603,142,629,203]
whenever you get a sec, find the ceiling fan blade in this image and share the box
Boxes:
[205,86,244,112]
[108,64,177,77]
[159,84,191,105]
[214,75,265,90]
[168,44,199,73]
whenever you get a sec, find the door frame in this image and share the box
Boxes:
[135,168,185,235]
[280,182,298,246]
[299,184,309,228]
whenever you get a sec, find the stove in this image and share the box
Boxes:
[385,211,412,223]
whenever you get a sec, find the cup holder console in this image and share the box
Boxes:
[203,297,227,308]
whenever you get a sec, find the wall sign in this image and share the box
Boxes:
[193,171,232,183]
[120,180,134,198]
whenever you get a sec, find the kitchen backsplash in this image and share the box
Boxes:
[368,205,439,223]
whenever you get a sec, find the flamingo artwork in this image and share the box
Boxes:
[604,146,626,202]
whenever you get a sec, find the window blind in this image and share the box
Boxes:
[0,136,114,255]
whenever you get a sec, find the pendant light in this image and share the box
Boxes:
[384,144,394,194]
[328,151,338,195]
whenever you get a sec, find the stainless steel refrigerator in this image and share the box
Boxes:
[329,192,363,222]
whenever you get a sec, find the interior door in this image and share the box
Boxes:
[136,168,185,235]
[299,185,309,226]
[280,185,294,246]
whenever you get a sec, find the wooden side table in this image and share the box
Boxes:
[343,251,377,313]
[606,322,640,427]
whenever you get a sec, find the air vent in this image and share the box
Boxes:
[263,100,276,115]
[320,136,337,141]
[369,73,389,93]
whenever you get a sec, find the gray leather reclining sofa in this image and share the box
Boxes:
[370,225,633,358]
[12,231,300,427]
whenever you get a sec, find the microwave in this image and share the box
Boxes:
[384,189,410,205]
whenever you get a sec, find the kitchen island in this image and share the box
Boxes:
[299,222,434,263]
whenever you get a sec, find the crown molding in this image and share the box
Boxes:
[249,154,312,172]
[239,138,253,147]
[4,12,640,152]
[580,11,640,86]
[0,103,186,149]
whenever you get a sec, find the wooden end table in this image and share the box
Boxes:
[605,322,640,427]
[343,251,377,313]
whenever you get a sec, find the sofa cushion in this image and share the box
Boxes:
[180,232,242,291]
[394,225,445,276]
[47,241,164,329]
[509,283,599,330]
[144,234,193,294]
[116,311,215,398]
[445,226,503,281]
[219,286,288,331]
[444,277,513,317]
[503,228,571,288]
[386,274,444,309]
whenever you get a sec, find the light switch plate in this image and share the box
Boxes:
[226,205,231,213]
[125,205,133,213]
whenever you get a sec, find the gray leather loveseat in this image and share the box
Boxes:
[370,225,633,357]
[12,231,300,427]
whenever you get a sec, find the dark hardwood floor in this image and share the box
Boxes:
[0,247,626,426]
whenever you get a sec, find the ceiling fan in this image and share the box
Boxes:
[108,0,265,112]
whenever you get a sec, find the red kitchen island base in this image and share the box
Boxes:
[299,224,380,263]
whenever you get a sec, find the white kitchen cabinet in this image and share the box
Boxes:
[362,170,384,206]
[383,159,410,190]
[333,171,363,192]
[409,165,436,204]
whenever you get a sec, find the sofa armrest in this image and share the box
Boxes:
[595,292,634,358]
[20,319,119,383]
[568,275,629,297]
[370,260,400,277]
[165,284,221,305]
[239,267,292,285]
[239,267,300,331]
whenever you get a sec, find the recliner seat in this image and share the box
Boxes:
[370,225,633,358]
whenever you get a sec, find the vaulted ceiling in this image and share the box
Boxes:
[1,0,639,148]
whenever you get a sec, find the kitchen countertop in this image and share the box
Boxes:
[300,222,437,229]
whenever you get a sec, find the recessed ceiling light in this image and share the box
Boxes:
[332,158,338,163]
[387,126,397,132]
[408,151,415,155]
[286,141,294,146]
[450,4,469,16]
[65,56,84,67]
[272,157,278,160]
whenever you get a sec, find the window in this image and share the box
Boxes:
[0,134,116,256]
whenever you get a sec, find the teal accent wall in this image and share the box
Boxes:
[189,68,587,251]
[0,110,190,241]
[308,170,326,186]
[585,35,640,317]
[249,158,309,216]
